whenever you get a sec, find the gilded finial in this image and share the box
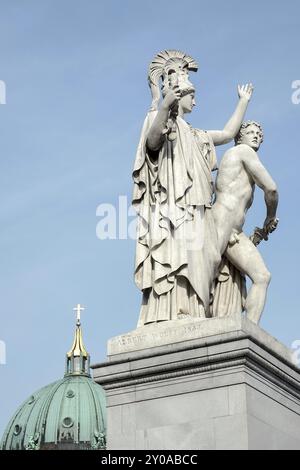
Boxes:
[67,304,88,360]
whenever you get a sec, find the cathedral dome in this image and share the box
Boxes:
[1,305,106,450]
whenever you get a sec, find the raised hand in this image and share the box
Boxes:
[238,83,254,102]
[162,85,181,111]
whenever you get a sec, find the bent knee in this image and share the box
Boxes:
[253,270,271,285]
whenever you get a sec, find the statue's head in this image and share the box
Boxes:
[148,50,198,111]
[235,121,264,151]
[178,89,196,114]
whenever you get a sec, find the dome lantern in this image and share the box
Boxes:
[65,304,90,377]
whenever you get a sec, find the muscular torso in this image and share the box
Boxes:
[213,146,255,252]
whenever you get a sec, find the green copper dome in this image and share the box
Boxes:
[1,305,106,450]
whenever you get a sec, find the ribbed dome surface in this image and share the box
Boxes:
[1,374,106,450]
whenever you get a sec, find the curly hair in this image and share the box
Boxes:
[235,120,264,145]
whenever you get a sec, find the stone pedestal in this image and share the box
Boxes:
[92,316,300,450]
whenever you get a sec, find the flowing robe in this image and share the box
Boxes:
[132,111,221,327]
[211,258,246,317]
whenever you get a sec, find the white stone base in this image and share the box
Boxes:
[92,317,300,450]
[106,315,291,362]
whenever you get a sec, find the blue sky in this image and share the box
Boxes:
[0,0,300,436]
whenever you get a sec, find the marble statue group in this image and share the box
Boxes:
[132,50,278,327]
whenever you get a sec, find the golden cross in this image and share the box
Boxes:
[73,303,85,325]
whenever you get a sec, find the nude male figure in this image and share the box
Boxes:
[213,121,279,324]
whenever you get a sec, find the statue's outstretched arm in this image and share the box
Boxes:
[208,84,253,146]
